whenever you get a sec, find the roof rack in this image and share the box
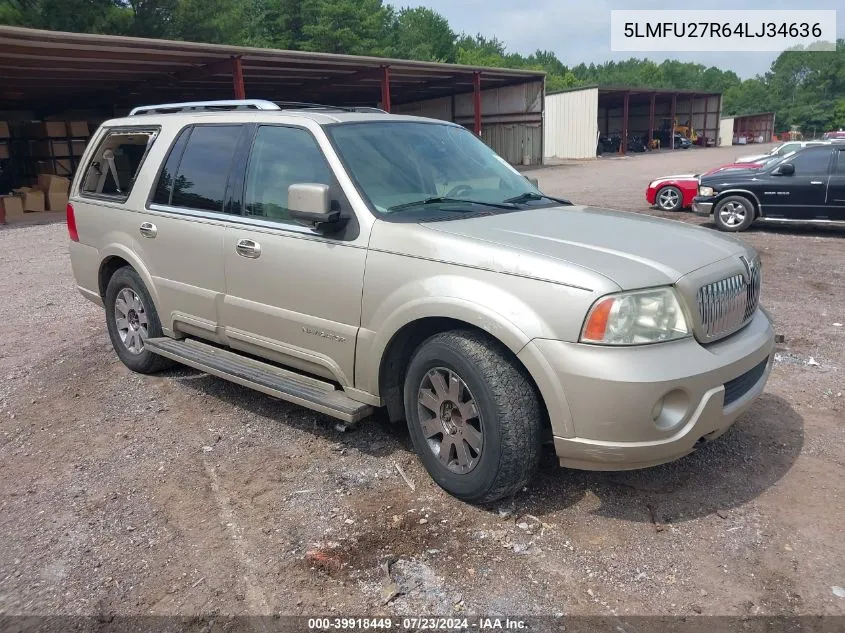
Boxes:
[128,99,281,116]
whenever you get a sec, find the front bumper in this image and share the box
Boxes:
[692,198,714,216]
[519,309,774,470]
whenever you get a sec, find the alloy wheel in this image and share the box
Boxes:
[719,201,748,227]
[417,367,484,474]
[114,288,149,354]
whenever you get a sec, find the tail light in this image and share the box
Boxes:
[66,202,79,242]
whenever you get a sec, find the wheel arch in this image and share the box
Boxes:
[97,246,163,325]
[376,316,550,436]
[714,189,762,217]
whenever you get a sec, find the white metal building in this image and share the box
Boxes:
[544,85,723,161]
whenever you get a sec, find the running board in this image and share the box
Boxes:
[145,337,373,424]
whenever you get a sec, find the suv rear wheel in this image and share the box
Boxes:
[403,330,543,503]
[104,267,172,374]
[713,195,755,232]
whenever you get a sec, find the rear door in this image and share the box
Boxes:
[220,124,368,386]
[143,123,249,339]
[763,147,833,219]
[826,147,845,220]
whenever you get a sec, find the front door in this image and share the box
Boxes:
[221,124,368,386]
[826,148,845,221]
[763,147,833,219]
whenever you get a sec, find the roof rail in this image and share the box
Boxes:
[128,99,281,116]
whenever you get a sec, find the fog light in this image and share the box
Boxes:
[652,389,690,431]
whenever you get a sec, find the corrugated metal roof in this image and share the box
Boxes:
[547,84,721,97]
[0,26,544,111]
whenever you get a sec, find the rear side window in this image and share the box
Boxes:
[154,125,242,213]
[81,128,158,199]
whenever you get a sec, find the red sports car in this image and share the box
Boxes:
[646,161,765,211]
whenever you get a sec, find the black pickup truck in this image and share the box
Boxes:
[693,143,845,231]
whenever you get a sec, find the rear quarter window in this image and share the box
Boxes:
[80,128,158,201]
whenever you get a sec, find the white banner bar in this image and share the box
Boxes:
[611,10,837,52]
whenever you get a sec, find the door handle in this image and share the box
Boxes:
[139,222,157,238]
[235,238,261,259]
[810,181,824,185]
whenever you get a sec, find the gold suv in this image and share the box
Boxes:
[68,100,775,503]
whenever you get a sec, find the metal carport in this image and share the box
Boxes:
[0,25,544,163]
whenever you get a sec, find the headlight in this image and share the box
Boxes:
[698,186,715,197]
[580,288,691,345]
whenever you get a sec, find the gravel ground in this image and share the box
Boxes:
[0,144,843,624]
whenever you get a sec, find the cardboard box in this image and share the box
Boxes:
[37,174,70,194]
[67,121,89,137]
[0,121,9,138]
[29,121,68,138]
[71,139,88,156]
[1,194,25,222]
[13,188,45,212]
[0,142,8,160]
[46,191,69,212]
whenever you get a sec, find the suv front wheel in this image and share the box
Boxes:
[403,330,543,503]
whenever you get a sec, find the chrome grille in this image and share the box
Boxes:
[696,257,761,341]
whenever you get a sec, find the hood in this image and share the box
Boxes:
[736,153,769,163]
[422,206,749,290]
[650,174,697,183]
[700,168,762,184]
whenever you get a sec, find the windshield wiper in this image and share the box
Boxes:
[503,191,572,205]
[388,196,517,212]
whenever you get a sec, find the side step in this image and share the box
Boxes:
[145,337,374,424]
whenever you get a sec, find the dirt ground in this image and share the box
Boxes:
[0,144,843,626]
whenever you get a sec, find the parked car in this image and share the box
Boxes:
[735,140,828,164]
[673,133,692,149]
[646,161,766,211]
[68,99,775,503]
[693,144,845,231]
[822,130,845,140]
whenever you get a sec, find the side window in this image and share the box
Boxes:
[168,125,242,213]
[244,126,333,224]
[81,129,157,199]
[787,148,832,174]
[151,127,190,205]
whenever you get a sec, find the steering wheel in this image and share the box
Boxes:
[444,184,474,198]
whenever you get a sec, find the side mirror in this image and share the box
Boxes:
[288,183,340,228]
[775,163,795,176]
[525,176,539,188]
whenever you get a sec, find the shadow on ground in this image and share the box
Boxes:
[521,393,803,523]
[163,366,802,524]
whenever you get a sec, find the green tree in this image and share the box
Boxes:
[300,0,392,56]
[387,6,455,62]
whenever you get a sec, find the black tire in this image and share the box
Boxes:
[104,266,172,374]
[655,185,683,212]
[403,330,543,503]
[713,195,755,232]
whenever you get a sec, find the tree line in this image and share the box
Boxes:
[2,0,844,133]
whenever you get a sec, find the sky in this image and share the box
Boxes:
[402,0,844,79]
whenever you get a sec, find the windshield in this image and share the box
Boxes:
[327,121,544,217]
[764,150,799,170]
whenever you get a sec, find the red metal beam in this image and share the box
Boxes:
[670,94,677,149]
[621,91,630,154]
[473,71,482,136]
[381,65,391,112]
[648,93,656,149]
[703,96,709,145]
[232,56,245,99]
